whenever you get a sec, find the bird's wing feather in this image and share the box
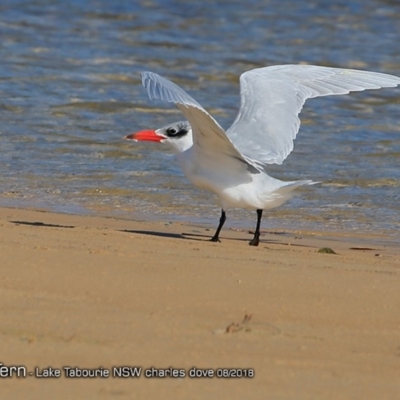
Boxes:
[227,65,400,165]
[141,71,261,173]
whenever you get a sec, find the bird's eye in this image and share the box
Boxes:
[167,128,177,135]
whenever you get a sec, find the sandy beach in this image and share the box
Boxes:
[1,206,399,399]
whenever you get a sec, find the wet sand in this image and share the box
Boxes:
[1,206,399,399]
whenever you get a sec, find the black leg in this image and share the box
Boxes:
[249,209,263,246]
[210,209,226,242]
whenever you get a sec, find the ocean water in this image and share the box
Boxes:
[0,0,399,236]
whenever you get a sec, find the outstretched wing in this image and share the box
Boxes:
[141,71,259,174]
[227,65,400,165]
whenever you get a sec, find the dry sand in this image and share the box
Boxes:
[0,206,399,399]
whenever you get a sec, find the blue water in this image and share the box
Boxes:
[0,0,399,235]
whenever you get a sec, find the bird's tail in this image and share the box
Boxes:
[259,179,319,211]
[277,179,318,195]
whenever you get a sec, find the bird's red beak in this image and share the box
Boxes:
[124,129,165,142]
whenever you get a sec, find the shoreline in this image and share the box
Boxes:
[1,206,399,399]
[2,187,399,238]
[1,202,399,244]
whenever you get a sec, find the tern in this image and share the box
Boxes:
[125,65,400,246]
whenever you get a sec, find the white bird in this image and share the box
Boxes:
[125,65,400,246]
